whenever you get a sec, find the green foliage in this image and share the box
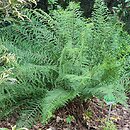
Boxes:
[0,0,129,128]
[48,0,58,4]
[103,121,117,130]
[113,0,130,19]
[66,115,74,124]
[42,89,76,124]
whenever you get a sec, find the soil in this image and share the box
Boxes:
[0,96,130,130]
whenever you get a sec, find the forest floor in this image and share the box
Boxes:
[0,96,130,130]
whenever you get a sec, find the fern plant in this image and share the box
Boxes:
[0,0,129,128]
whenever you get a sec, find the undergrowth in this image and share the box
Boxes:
[0,0,129,128]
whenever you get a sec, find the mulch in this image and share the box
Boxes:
[0,96,130,130]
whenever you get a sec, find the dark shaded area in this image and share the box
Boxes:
[0,21,11,28]
[33,0,49,13]
[34,0,121,17]
[80,0,95,17]
[58,0,70,9]
[124,14,130,34]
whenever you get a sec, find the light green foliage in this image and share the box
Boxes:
[103,121,117,130]
[66,115,75,124]
[0,0,129,128]
[123,48,130,92]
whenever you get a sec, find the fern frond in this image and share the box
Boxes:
[17,99,41,128]
[41,88,77,124]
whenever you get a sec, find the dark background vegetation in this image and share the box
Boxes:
[36,0,130,33]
